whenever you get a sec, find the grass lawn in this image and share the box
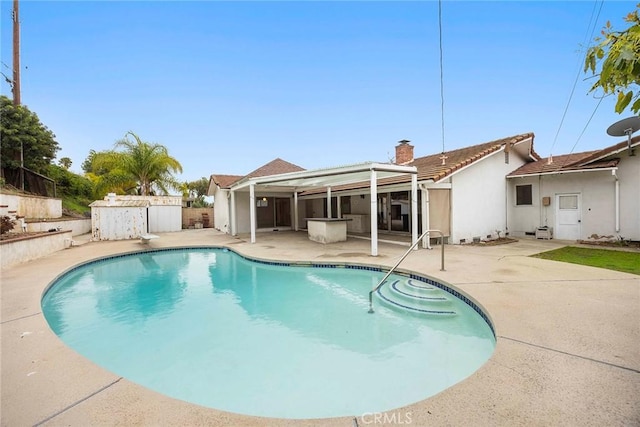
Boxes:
[532,246,640,275]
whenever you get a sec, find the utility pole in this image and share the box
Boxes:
[12,0,24,190]
[12,0,21,106]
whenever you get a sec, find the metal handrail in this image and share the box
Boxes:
[368,229,445,313]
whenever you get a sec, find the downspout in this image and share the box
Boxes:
[504,179,509,236]
[539,175,543,227]
[613,169,620,233]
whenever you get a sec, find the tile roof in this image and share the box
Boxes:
[409,133,536,182]
[210,174,244,189]
[245,158,305,178]
[210,158,305,189]
[508,135,639,177]
[299,133,536,195]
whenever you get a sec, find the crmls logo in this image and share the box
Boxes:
[361,411,413,425]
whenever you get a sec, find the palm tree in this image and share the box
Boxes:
[90,132,183,196]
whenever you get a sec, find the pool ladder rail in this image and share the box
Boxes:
[368,229,445,314]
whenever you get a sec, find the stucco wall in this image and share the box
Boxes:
[1,230,72,269]
[508,152,639,241]
[616,151,640,240]
[451,150,528,244]
[25,219,91,236]
[213,188,230,232]
[235,192,251,234]
[349,194,370,214]
[507,176,541,236]
[0,193,62,219]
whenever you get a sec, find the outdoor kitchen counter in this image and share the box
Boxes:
[305,218,352,244]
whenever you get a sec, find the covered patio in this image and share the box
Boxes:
[227,162,419,256]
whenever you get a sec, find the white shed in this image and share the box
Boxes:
[89,194,183,241]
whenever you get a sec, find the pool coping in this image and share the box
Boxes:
[1,229,639,426]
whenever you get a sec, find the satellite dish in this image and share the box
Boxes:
[606,116,640,137]
[606,116,640,156]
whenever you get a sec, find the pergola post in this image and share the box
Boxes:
[249,183,256,243]
[293,191,299,231]
[411,173,418,250]
[230,190,236,236]
[337,195,341,218]
[326,187,332,218]
[370,169,378,256]
[421,187,431,249]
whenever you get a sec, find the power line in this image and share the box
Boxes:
[438,0,445,156]
[549,0,604,156]
[559,94,604,169]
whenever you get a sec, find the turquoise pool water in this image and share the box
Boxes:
[42,248,495,419]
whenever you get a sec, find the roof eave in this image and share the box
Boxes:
[507,166,619,179]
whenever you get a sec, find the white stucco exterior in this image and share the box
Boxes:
[508,149,640,241]
[212,188,231,232]
[448,149,530,244]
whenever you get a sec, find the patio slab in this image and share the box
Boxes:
[1,229,638,426]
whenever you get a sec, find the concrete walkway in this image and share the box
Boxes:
[1,229,638,426]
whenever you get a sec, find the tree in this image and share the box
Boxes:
[88,132,183,197]
[58,157,72,169]
[584,5,640,114]
[0,95,60,175]
[184,177,212,207]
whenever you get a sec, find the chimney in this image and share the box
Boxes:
[395,140,414,165]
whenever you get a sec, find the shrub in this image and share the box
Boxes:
[1,216,15,235]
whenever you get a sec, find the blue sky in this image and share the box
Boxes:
[1,1,637,183]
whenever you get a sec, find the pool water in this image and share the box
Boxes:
[42,248,495,419]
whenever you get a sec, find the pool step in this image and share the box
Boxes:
[375,279,456,316]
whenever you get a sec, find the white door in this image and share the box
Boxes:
[555,194,581,240]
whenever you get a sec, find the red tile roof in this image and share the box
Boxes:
[409,133,536,182]
[508,135,639,177]
[298,133,536,195]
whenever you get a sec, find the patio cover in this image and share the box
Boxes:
[229,162,418,256]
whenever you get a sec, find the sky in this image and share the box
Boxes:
[1,1,637,184]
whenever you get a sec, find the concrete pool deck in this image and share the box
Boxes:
[1,229,638,426]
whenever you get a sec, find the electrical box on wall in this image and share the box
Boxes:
[542,196,551,206]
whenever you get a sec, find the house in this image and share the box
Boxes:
[209,132,639,248]
[208,159,304,234]
[208,133,539,252]
[507,135,640,241]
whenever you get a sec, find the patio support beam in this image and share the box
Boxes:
[370,170,378,256]
[337,195,341,218]
[230,190,236,236]
[421,186,431,249]
[327,187,332,218]
[411,173,418,250]
[294,191,299,231]
[249,183,256,243]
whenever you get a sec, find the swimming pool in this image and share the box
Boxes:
[42,247,495,419]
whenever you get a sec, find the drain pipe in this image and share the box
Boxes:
[613,169,620,233]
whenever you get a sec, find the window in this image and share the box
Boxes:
[516,185,532,206]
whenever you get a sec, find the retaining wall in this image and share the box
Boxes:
[0,230,72,270]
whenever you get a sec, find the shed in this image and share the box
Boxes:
[89,194,183,241]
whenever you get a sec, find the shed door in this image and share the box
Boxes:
[555,194,581,240]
